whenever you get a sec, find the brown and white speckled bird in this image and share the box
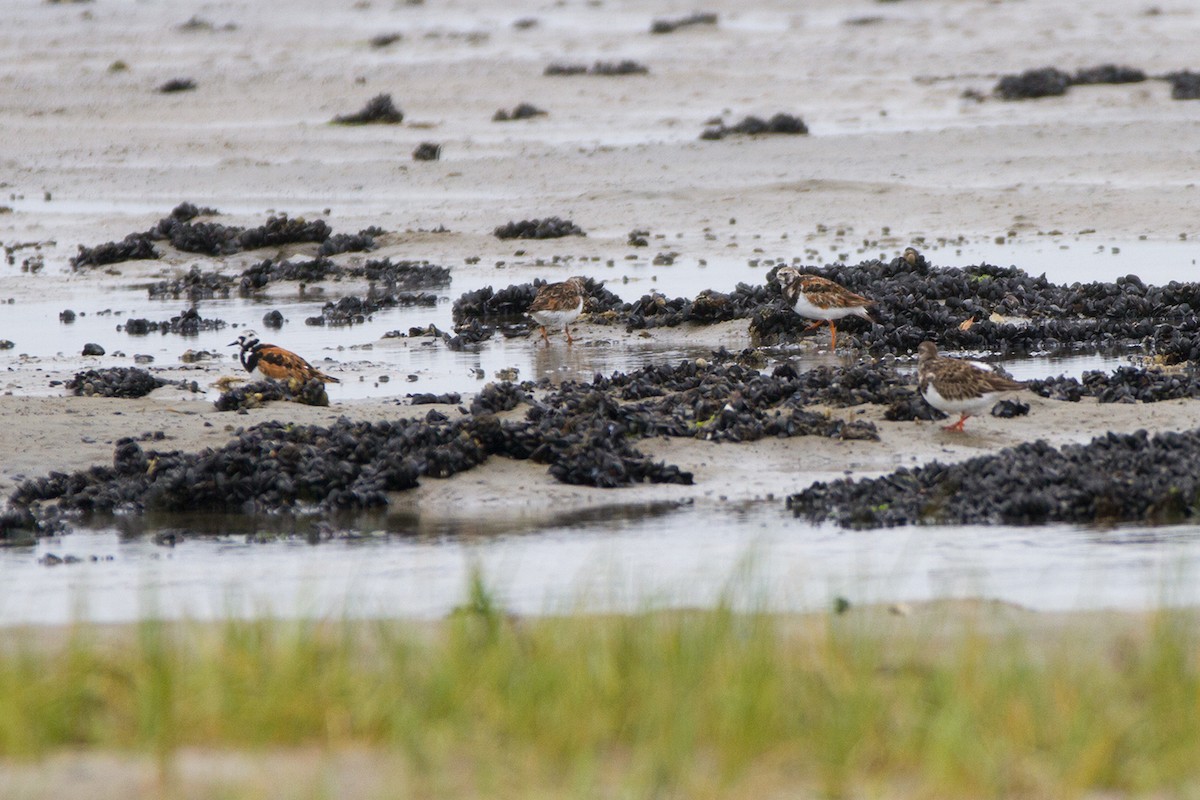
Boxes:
[528,276,587,345]
[776,267,875,349]
[916,340,1025,432]
[229,331,340,385]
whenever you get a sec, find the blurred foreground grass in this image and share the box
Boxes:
[1,585,1198,799]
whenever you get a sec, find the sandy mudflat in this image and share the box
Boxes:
[2,0,1200,516]
[5,0,1200,791]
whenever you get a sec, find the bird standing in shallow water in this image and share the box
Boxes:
[775,266,875,349]
[528,276,587,345]
[916,340,1025,432]
[229,331,340,384]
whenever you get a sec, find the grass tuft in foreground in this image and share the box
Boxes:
[0,590,1198,798]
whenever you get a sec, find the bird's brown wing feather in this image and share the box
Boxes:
[256,346,340,384]
[921,358,1023,400]
[804,276,875,309]
[528,282,582,313]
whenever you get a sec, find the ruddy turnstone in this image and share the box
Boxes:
[528,276,587,345]
[229,331,340,384]
[776,266,875,349]
[916,340,1025,432]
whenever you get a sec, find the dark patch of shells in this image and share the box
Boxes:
[493,103,547,121]
[442,318,495,350]
[167,202,219,221]
[148,266,234,300]
[629,283,774,329]
[1029,365,1200,404]
[454,283,538,322]
[700,113,808,140]
[72,234,159,268]
[788,429,1200,528]
[995,63,1173,101]
[208,214,332,255]
[451,277,620,327]
[994,66,1073,99]
[1166,71,1200,100]
[408,392,462,405]
[304,291,437,326]
[332,93,404,125]
[1071,64,1146,85]
[650,12,717,34]
[318,228,383,256]
[443,255,1195,362]
[749,257,1200,360]
[158,78,195,93]
[470,381,529,414]
[214,378,330,411]
[543,60,649,76]
[121,307,226,336]
[66,367,165,398]
[238,256,446,293]
[412,142,442,161]
[72,205,382,268]
[240,257,339,291]
[356,258,452,289]
[539,356,882,444]
[990,398,1030,418]
[493,217,586,240]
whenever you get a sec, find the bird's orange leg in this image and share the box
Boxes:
[942,414,969,432]
[564,324,575,345]
[829,321,838,350]
[540,325,551,346]
[802,320,826,333]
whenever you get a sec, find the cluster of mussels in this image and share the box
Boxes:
[493,217,586,239]
[147,265,235,301]
[994,63,1145,100]
[215,378,331,410]
[239,256,449,294]
[8,355,930,536]
[699,113,808,140]
[332,93,404,125]
[1028,365,1200,403]
[543,60,650,76]
[992,63,1200,102]
[757,259,1200,360]
[120,307,226,336]
[305,290,438,327]
[71,203,383,268]
[66,367,166,398]
[451,277,621,327]
[449,254,1200,360]
[789,429,1200,529]
[392,321,498,351]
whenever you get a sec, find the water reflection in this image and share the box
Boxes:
[0,239,1184,398]
[4,504,1200,626]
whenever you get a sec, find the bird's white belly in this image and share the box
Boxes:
[530,304,582,329]
[921,384,1000,417]
[791,293,861,321]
